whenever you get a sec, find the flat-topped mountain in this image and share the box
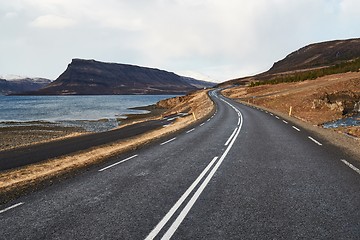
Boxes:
[30,59,214,95]
[0,77,51,95]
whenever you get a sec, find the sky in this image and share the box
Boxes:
[1,0,360,83]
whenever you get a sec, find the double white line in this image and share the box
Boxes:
[145,100,243,240]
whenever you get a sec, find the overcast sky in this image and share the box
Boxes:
[1,0,360,82]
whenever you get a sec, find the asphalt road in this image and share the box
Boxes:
[1,90,359,239]
[0,114,184,171]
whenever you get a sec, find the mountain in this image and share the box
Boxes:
[28,59,214,95]
[267,38,360,74]
[0,77,51,95]
[220,38,360,86]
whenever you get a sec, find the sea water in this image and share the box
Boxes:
[0,95,176,132]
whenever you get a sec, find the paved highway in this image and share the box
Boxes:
[1,90,359,239]
[0,114,184,171]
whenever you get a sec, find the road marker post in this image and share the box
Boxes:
[289,106,293,116]
[192,112,197,120]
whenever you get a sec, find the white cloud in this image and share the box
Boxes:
[30,14,75,28]
[1,0,360,82]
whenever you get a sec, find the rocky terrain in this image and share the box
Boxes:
[24,59,214,95]
[0,77,51,95]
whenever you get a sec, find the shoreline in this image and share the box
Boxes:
[0,90,215,203]
[0,104,168,152]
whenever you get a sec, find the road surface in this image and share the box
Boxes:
[1,90,359,239]
[0,114,184,171]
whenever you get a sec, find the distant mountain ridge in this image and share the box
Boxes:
[0,77,51,95]
[27,59,214,95]
[220,38,360,86]
[267,38,360,74]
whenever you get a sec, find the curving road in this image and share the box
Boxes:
[1,90,359,239]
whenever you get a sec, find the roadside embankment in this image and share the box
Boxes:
[0,90,214,203]
[222,72,360,160]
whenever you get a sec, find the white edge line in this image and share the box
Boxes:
[341,159,360,175]
[199,123,205,127]
[99,155,138,172]
[308,136,322,146]
[292,126,301,132]
[275,116,280,119]
[162,109,243,239]
[282,120,288,124]
[144,156,219,240]
[0,202,24,214]
[186,128,195,134]
[160,137,176,146]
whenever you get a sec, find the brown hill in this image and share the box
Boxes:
[220,38,360,87]
[28,59,213,95]
[267,38,360,74]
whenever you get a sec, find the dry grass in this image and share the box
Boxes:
[222,72,360,126]
[0,90,214,201]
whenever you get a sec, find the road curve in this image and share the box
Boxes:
[0,90,359,239]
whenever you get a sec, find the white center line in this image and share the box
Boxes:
[225,127,238,146]
[237,118,241,126]
[292,126,301,132]
[146,99,244,240]
[144,157,219,240]
[160,137,177,146]
[282,120,288,124]
[308,136,322,146]
[341,159,360,175]
[0,202,24,214]
[186,128,195,134]
[99,155,138,172]
[162,111,243,239]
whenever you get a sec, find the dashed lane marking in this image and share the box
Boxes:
[160,138,177,146]
[186,128,195,134]
[292,126,301,132]
[308,136,322,146]
[99,155,138,172]
[0,202,24,214]
[341,159,360,175]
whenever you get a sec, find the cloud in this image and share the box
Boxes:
[30,14,75,29]
[1,0,360,82]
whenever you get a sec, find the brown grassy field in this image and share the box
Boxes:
[222,72,360,137]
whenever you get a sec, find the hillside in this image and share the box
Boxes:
[28,59,214,95]
[220,38,360,87]
[221,38,360,138]
[0,78,51,95]
[267,38,360,74]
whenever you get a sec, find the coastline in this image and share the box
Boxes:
[0,105,167,152]
[0,123,85,152]
[0,90,215,203]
